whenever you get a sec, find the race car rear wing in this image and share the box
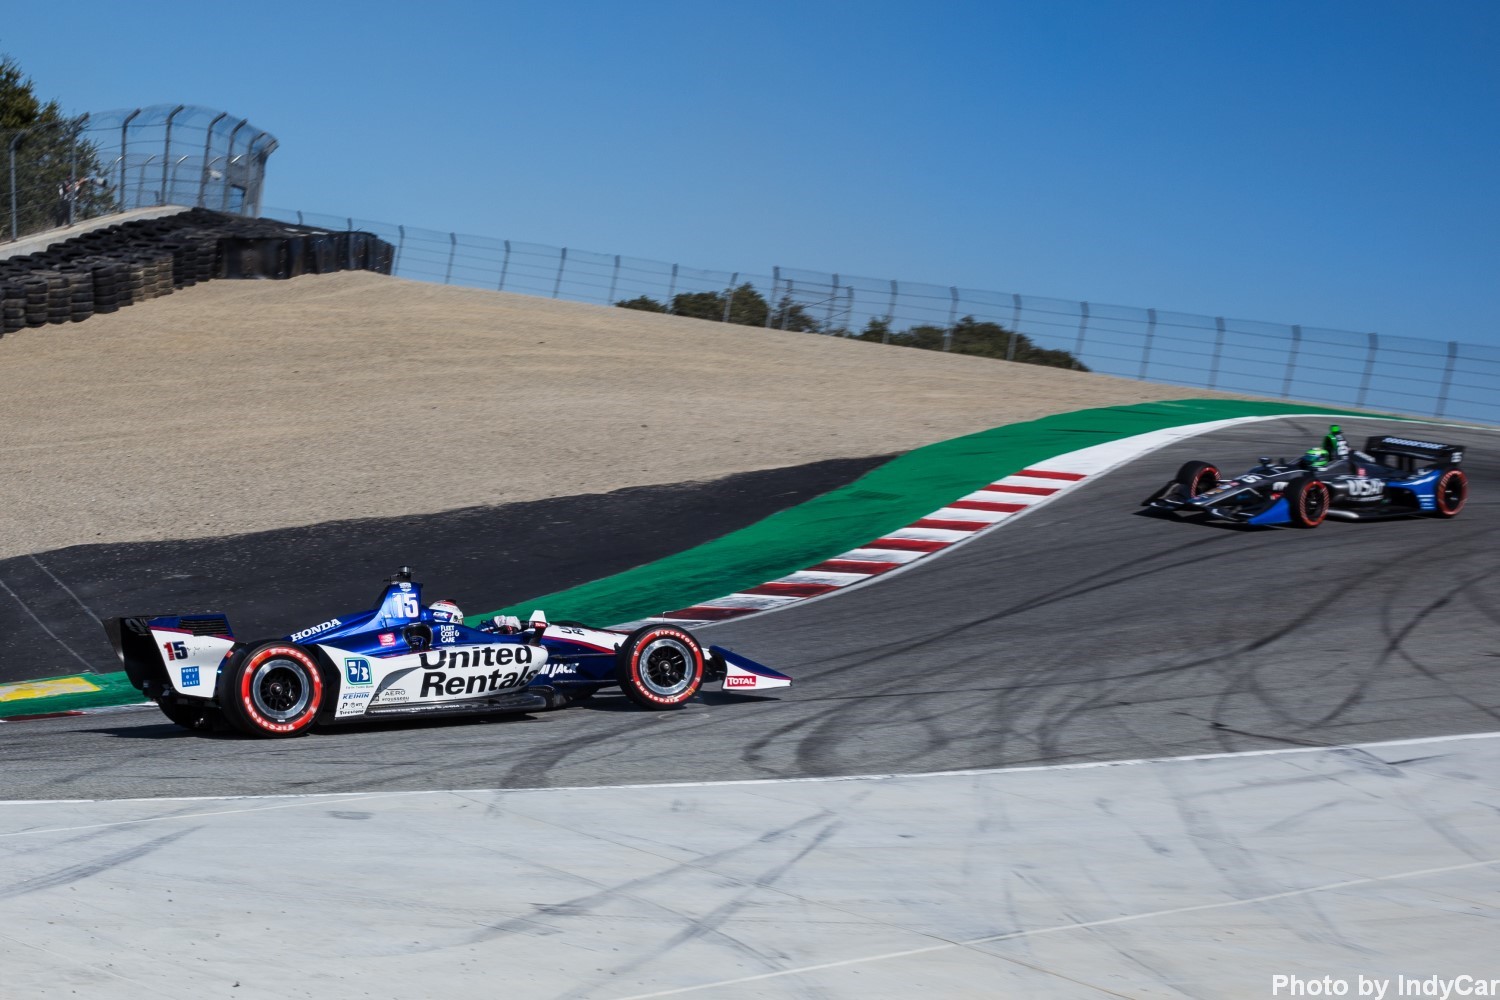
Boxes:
[104,613,235,700]
[1363,435,1464,473]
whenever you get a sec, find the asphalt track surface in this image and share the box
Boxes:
[4,416,1496,802]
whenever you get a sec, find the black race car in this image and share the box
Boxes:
[1142,428,1468,527]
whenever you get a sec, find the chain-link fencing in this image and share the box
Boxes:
[258,206,1499,427]
[3,105,276,242]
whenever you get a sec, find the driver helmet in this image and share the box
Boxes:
[429,599,463,624]
[1301,446,1330,469]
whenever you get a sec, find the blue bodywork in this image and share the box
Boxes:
[286,578,787,697]
[105,571,791,734]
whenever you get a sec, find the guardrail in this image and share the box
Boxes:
[260,206,1499,427]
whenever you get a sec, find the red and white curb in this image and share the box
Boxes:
[617,414,1351,629]
[625,466,1087,627]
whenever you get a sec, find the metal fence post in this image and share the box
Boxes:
[945,286,959,351]
[1281,324,1302,398]
[781,280,794,330]
[118,109,141,210]
[7,133,19,240]
[1435,341,1459,417]
[496,239,510,290]
[220,118,246,212]
[608,254,620,304]
[135,155,155,207]
[75,113,90,217]
[826,274,840,331]
[444,232,457,284]
[884,280,897,342]
[394,225,405,274]
[1138,308,1158,380]
[67,129,79,225]
[1356,333,1379,407]
[721,272,739,323]
[168,154,189,208]
[243,132,272,216]
[765,266,779,327]
[1208,317,1226,389]
[1007,294,1022,361]
[667,263,678,311]
[1074,301,1090,358]
[199,111,226,207]
[161,105,185,206]
[844,286,854,335]
[296,210,304,225]
[552,248,568,298]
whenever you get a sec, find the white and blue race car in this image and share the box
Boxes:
[104,568,790,737]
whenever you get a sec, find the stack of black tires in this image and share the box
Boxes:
[0,208,394,337]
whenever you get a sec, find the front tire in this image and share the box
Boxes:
[1286,477,1331,528]
[220,643,325,738]
[615,624,705,710]
[1174,460,1219,498]
[1431,468,1468,518]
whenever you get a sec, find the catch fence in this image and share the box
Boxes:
[2,105,275,242]
[261,207,1500,428]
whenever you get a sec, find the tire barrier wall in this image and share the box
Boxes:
[0,208,394,337]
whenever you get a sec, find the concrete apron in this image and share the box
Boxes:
[0,206,193,261]
[2,733,1497,1000]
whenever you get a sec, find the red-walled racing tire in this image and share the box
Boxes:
[1286,478,1331,528]
[220,642,325,738]
[1174,460,1219,499]
[615,624,705,710]
[1431,468,1468,518]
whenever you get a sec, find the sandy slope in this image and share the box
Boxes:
[0,272,1233,558]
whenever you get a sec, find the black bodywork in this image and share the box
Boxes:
[1142,433,1468,526]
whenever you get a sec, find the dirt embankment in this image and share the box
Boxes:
[0,271,1234,558]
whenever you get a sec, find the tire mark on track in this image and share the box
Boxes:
[0,826,198,900]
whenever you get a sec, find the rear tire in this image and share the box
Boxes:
[1431,468,1467,518]
[219,643,325,738]
[1173,460,1219,498]
[615,624,705,710]
[1286,478,1330,528]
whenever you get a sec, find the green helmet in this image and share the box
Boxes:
[1302,446,1330,469]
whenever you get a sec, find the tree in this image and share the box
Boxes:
[860,315,1088,371]
[0,57,50,131]
[769,295,821,333]
[857,316,893,342]
[653,283,772,327]
[722,282,769,327]
[616,295,667,312]
[1,54,112,239]
[668,289,725,322]
[633,281,1087,372]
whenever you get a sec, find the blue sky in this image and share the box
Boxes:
[3,1,1497,346]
